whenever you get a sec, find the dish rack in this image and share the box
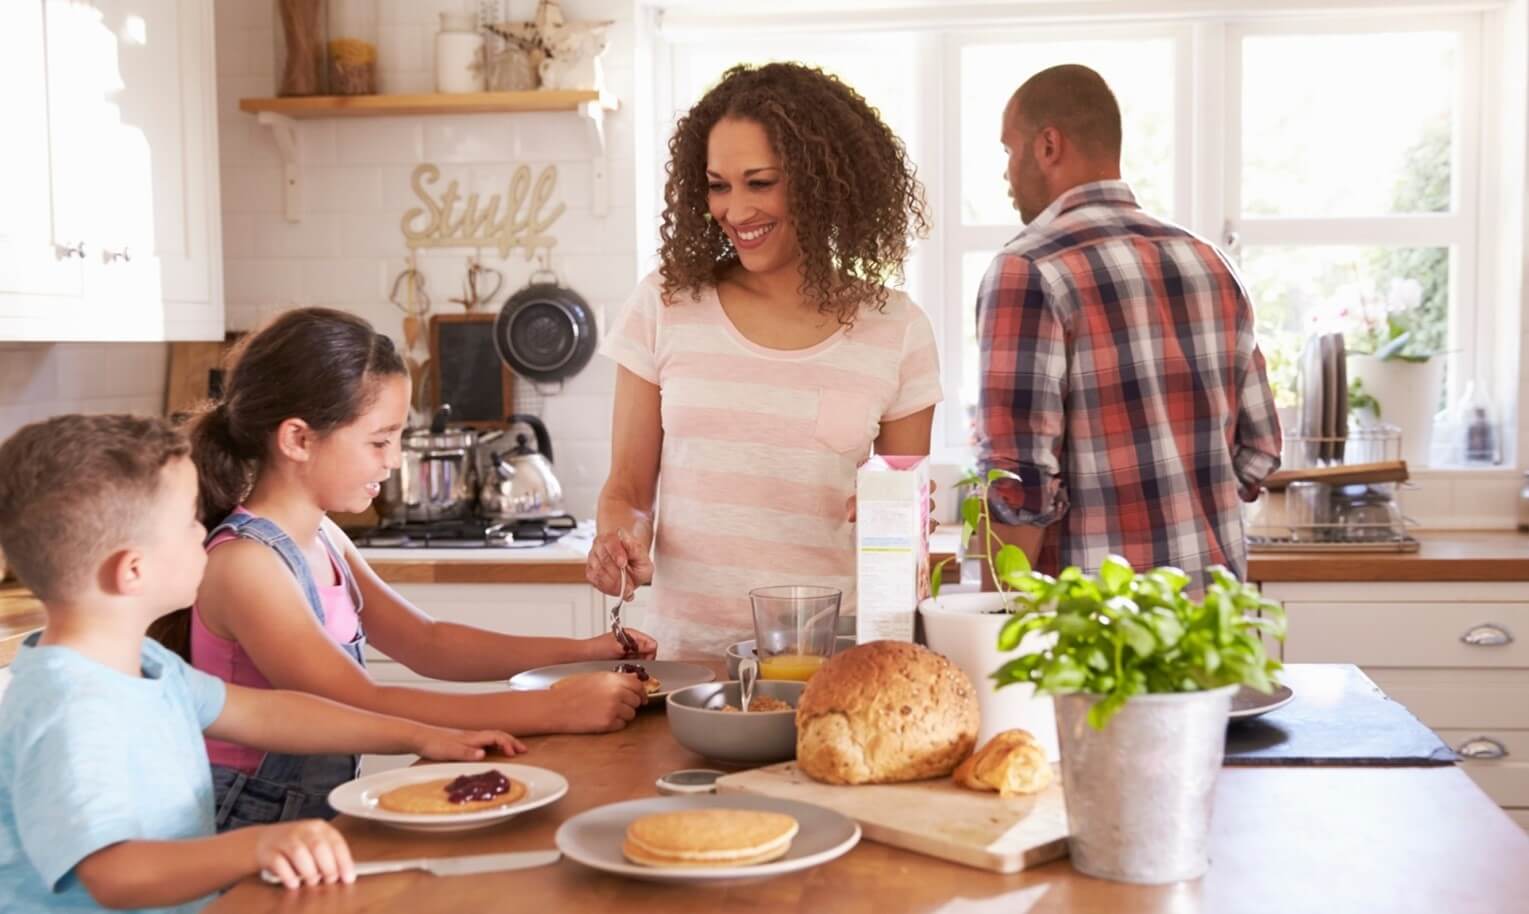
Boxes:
[1247,424,1420,553]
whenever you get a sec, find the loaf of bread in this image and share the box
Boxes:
[795,640,979,785]
[953,728,1053,797]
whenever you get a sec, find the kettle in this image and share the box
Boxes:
[478,414,565,521]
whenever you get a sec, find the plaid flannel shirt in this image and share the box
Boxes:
[976,181,1281,587]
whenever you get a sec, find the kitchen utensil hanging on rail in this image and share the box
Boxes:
[493,254,597,394]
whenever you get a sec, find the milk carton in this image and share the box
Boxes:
[855,455,931,643]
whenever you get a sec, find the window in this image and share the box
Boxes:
[654,8,1502,461]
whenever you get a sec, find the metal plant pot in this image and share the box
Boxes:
[1055,684,1236,884]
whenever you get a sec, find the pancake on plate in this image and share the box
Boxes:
[376,770,528,814]
[622,809,798,868]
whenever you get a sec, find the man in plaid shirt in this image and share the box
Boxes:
[977,64,1281,589]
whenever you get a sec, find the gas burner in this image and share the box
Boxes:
[345,514,578,549]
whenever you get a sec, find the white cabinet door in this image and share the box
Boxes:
[0,0,222,342]
[0,0,85,321]
[364,583,596,669]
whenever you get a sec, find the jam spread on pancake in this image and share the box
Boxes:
[444,770,511,805]
[615,662,651,681]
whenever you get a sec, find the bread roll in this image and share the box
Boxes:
[953,728,1053,797]
[796,640,979,785]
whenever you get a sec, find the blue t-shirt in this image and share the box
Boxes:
[0,634,227,913]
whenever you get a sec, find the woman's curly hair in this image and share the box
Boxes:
[658,62,929,327]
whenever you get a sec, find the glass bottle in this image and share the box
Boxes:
[327,0,379,95]
[273,0,326,96]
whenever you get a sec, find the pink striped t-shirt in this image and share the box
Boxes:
[601,272,942,659]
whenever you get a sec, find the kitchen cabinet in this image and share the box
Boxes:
[1262,580,1529,831]
[0,0,223,342]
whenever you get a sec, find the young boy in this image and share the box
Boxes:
[0,415,524,911]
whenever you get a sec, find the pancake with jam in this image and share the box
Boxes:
[376,770,528,815]
[623,809,799,868]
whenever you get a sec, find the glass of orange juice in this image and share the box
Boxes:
[749,585,842,681]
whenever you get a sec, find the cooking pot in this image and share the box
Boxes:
[493,270,597,391]
[478,414,565,522]
[377,406,500,523]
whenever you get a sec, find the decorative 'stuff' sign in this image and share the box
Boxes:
[401,163,565,258]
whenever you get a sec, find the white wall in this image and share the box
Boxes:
[213,0,644,521]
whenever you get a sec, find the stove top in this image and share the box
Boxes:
[346,514,578,549]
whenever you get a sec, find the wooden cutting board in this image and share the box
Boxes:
[715,761,1069,873]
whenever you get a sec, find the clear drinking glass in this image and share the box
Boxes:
[749,585,841,682]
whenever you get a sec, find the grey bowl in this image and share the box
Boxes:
[666,680,806,765]
[725,635,857,680]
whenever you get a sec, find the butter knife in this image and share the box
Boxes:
[261,849,561,883]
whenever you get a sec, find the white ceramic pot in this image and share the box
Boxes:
[918,592,1058,761]
[1348,354,1443,466]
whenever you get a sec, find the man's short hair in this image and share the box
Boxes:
[1008,64,1123,161]
[0,414,189,602]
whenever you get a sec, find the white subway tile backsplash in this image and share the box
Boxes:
[254,214,344,259]
[221,163,284,215]
[0,346,57,406]
[53,344,167,401]
[300,259,389,307]
[335,121,426,165]
[309,166,385,213]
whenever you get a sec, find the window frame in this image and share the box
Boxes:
[649,6,1503,462]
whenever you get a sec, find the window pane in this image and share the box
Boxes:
[672,36,919,155]
[961,250,999,422]
[1241,31,1456,217]
[960,38,1175,225]
[1240,245,1450,408]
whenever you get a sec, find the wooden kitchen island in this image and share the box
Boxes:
[211,663,1529,914]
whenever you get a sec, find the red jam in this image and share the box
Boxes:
[444,770,510,804]
[614,662,650,681]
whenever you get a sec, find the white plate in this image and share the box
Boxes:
[328,762,568,832]
[1229,683,1296,721]
[508,660,715,701]
[555,795,861,883]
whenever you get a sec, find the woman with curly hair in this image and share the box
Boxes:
[587,62,942,658]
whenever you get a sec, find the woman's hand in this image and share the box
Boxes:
[586,528,654,596]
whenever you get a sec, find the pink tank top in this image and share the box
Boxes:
[191,510,361,774]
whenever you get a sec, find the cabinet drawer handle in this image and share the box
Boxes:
[1459,623,1513,647]
[101,246,130,264]
[1456,736,1509,760]
[54,241,85,260]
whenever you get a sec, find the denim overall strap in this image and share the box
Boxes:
[206,512,365,830]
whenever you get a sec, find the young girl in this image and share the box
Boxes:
[587,62,942,658]
[175,307,655,829]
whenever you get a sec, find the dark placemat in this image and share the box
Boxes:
[1224,663,1457,766]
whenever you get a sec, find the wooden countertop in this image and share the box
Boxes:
[1248,529,1529,582]
[0,583,44,667]
[212,661,1529,913]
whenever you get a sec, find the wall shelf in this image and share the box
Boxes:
[239,91,619,220]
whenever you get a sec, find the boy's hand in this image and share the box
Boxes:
[255,820,355,889]
[413,726,526,761]
[585,628,657,661]
[546,671,644,732]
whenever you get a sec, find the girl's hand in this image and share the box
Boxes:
[586,528,654,596]
[546,672,645,732]
[413,726,526,761]
[585,628,658,661]
[255,820,355,889]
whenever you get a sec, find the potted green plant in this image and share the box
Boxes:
[991,546,1286,884]
[918,470,1060,759]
